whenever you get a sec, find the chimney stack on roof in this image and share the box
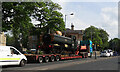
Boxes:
[71,23,74,30]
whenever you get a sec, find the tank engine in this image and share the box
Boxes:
[39,33,78,55]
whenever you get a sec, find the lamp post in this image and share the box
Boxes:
[64,13,74,36]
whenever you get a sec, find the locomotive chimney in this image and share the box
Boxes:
[71,23,74,30]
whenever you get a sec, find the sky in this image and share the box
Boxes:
[51,0,119,40]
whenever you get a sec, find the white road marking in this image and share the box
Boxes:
[39,68,48,70]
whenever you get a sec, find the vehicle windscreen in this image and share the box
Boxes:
[102,51,107,53]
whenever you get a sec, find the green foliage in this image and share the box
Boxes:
[2,2,65,50]
[83,26,109,50]
[32,2,65,33]
[2,2,35,50]
[39,51,44,55]
[109,38,120,52]
[6,34,15,46]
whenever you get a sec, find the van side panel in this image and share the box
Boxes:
[0,46,27,66]
[0,47,11,65]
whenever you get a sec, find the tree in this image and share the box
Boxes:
[2,2,36,50]
[32,2,65,33]
[99,29,109,49]
[2,1,65,51]
[6,34,15,46]
[109,38,120,52]
[83,26,109,50]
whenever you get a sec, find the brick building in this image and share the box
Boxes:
[28,35,38,49]
[62,24,84,41]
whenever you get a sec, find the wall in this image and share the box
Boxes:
[0,32,6,46]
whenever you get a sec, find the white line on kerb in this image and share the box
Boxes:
[39,68,48,70]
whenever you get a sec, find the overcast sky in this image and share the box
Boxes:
[50,0,119,40]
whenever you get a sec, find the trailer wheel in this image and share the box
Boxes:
[82,54,85,58]
[56,56,60,61]
[85,53,88,58]
[19,60,25,67]
[50,56,55,62]
[45,57,49,63]
[38,57,43,63]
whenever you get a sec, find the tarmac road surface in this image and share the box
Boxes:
[1,56,120,72]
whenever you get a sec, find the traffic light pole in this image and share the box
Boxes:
[94,44,97,59]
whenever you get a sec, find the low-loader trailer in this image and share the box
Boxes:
[25,34,93,63]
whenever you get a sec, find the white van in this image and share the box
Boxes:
[0,46,27,67]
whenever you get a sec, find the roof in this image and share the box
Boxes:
[63,28,84,34]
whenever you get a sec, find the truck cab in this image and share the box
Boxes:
[79,40,93,58]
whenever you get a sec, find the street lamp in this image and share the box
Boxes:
[65,13,74,28]
[64,13,74,35]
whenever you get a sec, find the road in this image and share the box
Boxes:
[55,56,119,70]
[1,56,120,72]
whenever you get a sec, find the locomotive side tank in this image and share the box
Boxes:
[42,34,77,49]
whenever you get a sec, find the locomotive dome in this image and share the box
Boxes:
[56,31,62,36]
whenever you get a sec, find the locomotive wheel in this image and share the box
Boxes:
[50,56,55,62]
[56,56,60,61]
[85,53,88,58]
[45,57,49,63]
[38,57,43,63]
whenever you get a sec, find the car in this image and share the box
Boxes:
[0,46,27,66]
[30,49,36,54]
[107,49,113,56]
[113,51,119,56]
[22,51,29,55]
[100,50,111,57]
